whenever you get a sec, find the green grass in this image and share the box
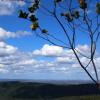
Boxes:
[54,95,100,100]
[0,95,100,100]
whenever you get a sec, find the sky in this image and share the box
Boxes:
[0,0,100,81]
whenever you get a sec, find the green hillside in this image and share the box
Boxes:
[0,81,100,100]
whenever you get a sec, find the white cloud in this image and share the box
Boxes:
[0,27,32,40]
[0,41,17,56]
[56,57,76,63]
[0,49,35,73]
[0,64,4,68]
[33,44,77,58]
[33,44,63,56]
[16,59,37,66]
[0,0,25,15]
[32,44,100,79]
[0,42,100,80]
[15,30,32,37]
[0,68,9,73]
[75,44,91,57]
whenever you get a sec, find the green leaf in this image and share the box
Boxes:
[73,11,80,19]
[60,13,65,16]
[67,17,73,22]
[65,13,73,22]
[65,13,70,17]
[29,15,38,22]
[34,0,40,6]
[42,29,48,34]
[61,12,73,22]
[31,0,40,11]
[96,2,100,15]
[96,2,100,8]
[18,10,28,19]
[78,0,87,9]
[28,6,35,13]
[30,22,39,30]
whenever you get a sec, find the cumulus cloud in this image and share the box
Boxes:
[0,41,17,56]
[0,0,25,15]
[32,44,100,78]
[56,57,76,64]
[32,44,100,68]
[0,44,35,73]
[33,44,90,59]
[0,27,33,73]
[0,27,32,40]
[33,44,63,56]
[75,44,91,57]
[0,42,100,80]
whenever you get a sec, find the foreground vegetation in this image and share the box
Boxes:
[0,95,100,100]
[0,81,100,100]
[54,95,100,100]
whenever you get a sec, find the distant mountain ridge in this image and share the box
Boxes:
[0,79,93,85]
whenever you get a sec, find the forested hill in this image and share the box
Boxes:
[0,81,100,99]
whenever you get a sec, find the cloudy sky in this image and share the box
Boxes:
[0,0,100,81]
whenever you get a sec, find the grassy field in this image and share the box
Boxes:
[54,95,100,100]
[0,81,100,100]
[0,95,100,100]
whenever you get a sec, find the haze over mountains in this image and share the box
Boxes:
[0,79,94,85]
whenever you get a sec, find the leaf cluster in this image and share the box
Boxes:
[18,0,99,32]
[78,0,87,9]
[61,11,80,22]
[96,2,100,15]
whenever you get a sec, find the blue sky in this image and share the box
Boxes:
[0,0,100,81]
